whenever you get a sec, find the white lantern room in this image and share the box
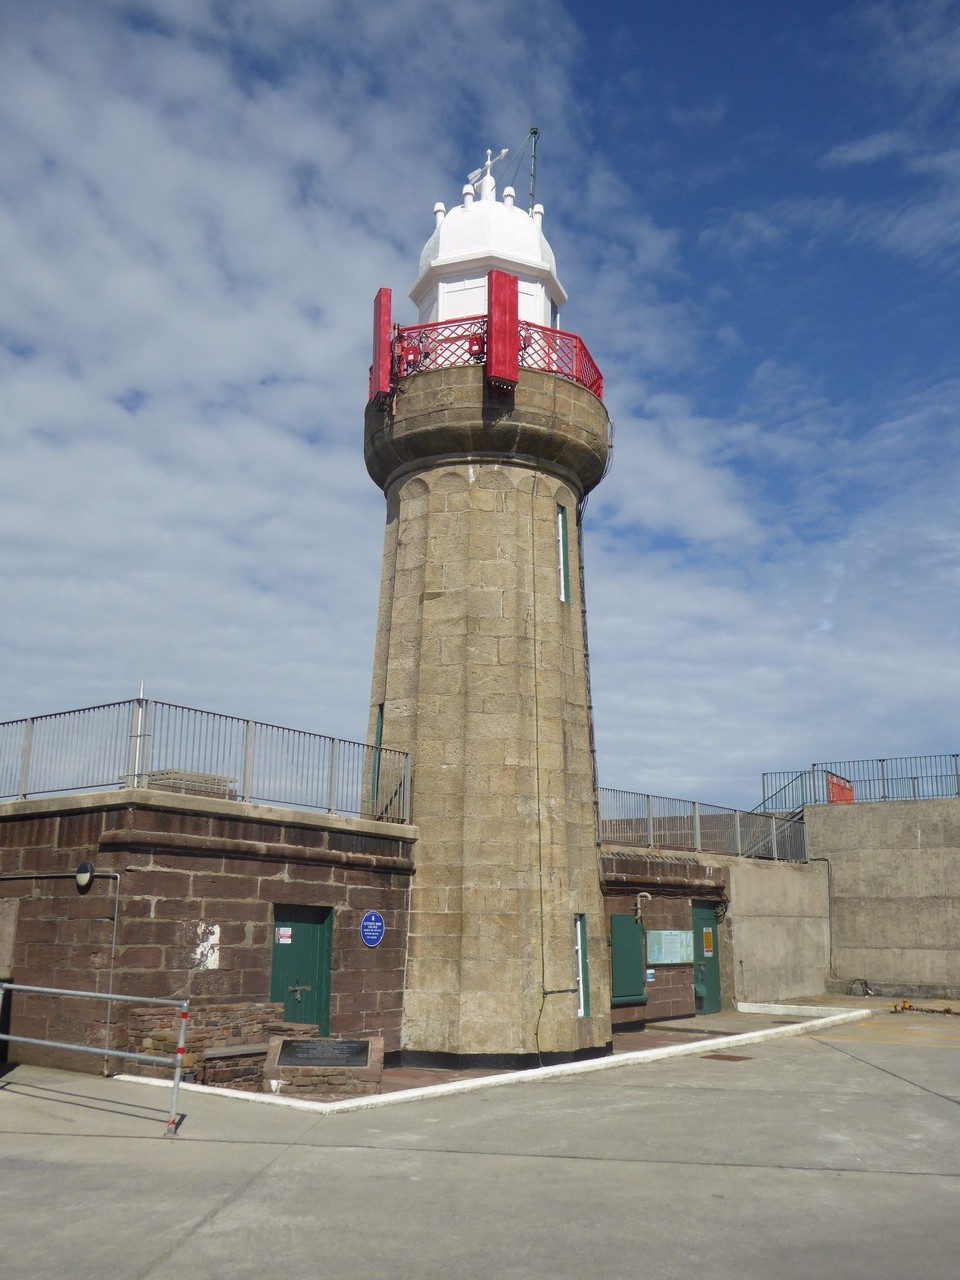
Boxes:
[410,150,567,329]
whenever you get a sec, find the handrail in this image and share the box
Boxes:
[393,314,603,400]
[0,697,410,823]
[0,982,189,1135]
[761,753,960,809]
[599,786,806,862]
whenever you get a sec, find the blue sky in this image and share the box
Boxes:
[2,0,959,809]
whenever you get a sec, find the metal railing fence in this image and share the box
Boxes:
[599,787,806,862]
[761,754,960,810]
[0,982,188,1135]
[0,698,410,823]
[392,314,604,400]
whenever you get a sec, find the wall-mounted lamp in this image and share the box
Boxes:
[75,861,96,894]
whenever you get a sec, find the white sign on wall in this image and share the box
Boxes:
[646,930,694,965]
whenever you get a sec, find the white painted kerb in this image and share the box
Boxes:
[118,1007,872,1119]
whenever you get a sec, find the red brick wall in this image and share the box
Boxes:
[0,797,414,1071]
[601,848,727,1025]
[605,891,696,1025]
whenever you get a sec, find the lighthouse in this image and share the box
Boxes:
[365,151,612,1066]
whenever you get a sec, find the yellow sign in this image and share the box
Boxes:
[702,927,714,958]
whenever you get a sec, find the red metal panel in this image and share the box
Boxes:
[486,270,518,388]
[826,772,855,804]
[371,287,392,400]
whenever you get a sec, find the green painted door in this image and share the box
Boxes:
[610,914,647,1007]
[270,904,333,1032]
[692,901,721,1014]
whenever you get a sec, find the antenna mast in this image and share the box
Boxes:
[528,125,539,212]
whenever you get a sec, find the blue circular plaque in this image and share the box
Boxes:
[359,910,385,948]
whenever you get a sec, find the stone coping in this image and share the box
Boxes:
[0,788,416,843]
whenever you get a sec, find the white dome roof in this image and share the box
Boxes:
[416,196,558,281]
[409,153,566,325]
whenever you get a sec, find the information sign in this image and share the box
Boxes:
[646,929,694,965]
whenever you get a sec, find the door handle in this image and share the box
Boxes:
[288,983,312,1003]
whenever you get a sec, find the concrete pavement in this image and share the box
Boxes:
[1,1002,958,1280]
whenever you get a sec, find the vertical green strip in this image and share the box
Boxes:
[575,913,590,1018]
[557,504,570,602]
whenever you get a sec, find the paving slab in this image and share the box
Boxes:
[1,1007,958,1280]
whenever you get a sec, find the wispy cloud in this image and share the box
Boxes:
[698,199,850,259]
[824,131,917,166]
[668,97,728,134]
[857,0,960,104]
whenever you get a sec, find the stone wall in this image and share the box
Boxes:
[365,363,613,1063]
[805,798,960,997]
[0,791,414,1071]
[126,999,317,1089]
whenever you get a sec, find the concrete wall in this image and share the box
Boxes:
[715,855,829,1002]
[805,799,960,997]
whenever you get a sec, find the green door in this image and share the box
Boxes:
[692,901,721,1014]
[270,904,333,1031]
[610,913,647,1007]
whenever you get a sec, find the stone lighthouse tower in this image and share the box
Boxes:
[365,152,612,1066]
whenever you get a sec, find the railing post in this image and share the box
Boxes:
[125,698,141,788]
[954,754,960,798]
[125,693,153,788]
[879,758,887,801]
[165,1002,189,1138]
[810,764,818,806]
[693,801,701,851]
[734,810,742,857]
[241,719,255,803]
[770,814,778,860]
[17,717,35,800]
[646,796,654,849]
[401,753,411,822]
[326,737,340,814]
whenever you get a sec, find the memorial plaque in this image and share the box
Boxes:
[277,1038,370,1068]
[359,909,385,948]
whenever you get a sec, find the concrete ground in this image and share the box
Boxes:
[1,1001,958,1280]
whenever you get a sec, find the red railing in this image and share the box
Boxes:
[386,315,603,401]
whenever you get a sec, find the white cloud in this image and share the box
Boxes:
[1,0,959,817]
[824,131,917,166]
[699,199,850,259]
[858,0,960,103]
